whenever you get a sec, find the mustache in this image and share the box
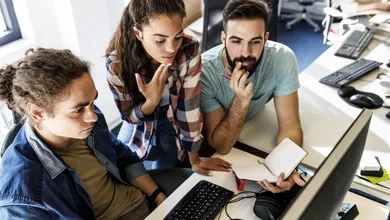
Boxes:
[233,56,257,63]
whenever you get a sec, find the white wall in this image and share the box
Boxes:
[0,0,125,129]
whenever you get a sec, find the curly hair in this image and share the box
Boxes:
[0,48,90,120]
[105,0,186,108]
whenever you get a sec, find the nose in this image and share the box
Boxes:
[241,43,251,57]
[85,107,98,123]
[166,40,177,53]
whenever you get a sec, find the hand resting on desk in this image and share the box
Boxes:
[191,157,232,176]
[258,170,306,193]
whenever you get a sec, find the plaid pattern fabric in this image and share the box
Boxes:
[106,35,203,161]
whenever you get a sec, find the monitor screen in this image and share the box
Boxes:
[280,109,373,219]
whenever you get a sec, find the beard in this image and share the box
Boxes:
[225,46,261,75]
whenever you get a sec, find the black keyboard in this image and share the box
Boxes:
[164,180,234,220]
[319,59,382,87]
[335,29,373,59]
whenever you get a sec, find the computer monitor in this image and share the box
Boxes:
[280,109,373,219]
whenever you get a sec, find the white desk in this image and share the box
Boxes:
[238,39,390,198]
[147,39,390,219]
[146,148,390,219]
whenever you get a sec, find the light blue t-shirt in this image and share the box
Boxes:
[200,41,300,121]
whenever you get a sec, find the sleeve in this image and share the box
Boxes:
[273,46,300,97]
[200,65,222,114]
[109,129,147,181]
[0,206,54,220]
[176,44,204,152]
[94,106,147,181]
[105,56,153,125]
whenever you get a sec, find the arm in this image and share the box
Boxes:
[130,174,166,205]
[203,96,250,154]
[202,62,253,154]
[106,57,169,125]
[273,92,303,146]
[178,43,231,175]
[106,56,152,125]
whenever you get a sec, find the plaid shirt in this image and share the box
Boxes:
[105,35,203,160]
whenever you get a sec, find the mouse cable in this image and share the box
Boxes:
[218,189,267,220]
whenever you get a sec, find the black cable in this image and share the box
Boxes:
[218,190,268,220]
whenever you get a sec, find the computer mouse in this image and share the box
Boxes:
[338,85,356,97]
[349,94,376,108]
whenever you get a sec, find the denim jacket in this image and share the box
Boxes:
[0,107,147,219]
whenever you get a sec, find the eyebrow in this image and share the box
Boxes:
[151,29,184,38]
[71,91,98,109]
[229,36,263,40]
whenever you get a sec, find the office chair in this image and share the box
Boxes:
[280,0,325,32]
[202,0,279,52]
[1,122,22,158]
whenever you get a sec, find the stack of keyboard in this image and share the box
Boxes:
[164,180,234,220]
[334,29,373,59]
[319,59,382,87]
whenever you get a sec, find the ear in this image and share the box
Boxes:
[133,27,143,41]
[221,31,227,45]
[27,103,46,123]
[264,32,269,44]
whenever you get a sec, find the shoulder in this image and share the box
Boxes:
[178,34,201,59]
[105,51,120,76]
[263,41,296,59]
[201,44,224,66]
[0,132,45,203]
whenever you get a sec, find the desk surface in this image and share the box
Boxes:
[238,39,390,198]
[146,148,390,219]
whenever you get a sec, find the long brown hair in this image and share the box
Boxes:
[0,48,90,121]
[106,0,186,108]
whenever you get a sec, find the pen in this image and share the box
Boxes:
[221,73,231,80]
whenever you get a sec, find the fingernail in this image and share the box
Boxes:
[167,63,172,66]
[208,172,213,176]
[135,73,139,78]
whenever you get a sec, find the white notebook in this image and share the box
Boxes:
[232,138,307,183]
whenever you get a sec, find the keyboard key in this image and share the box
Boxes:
[319,59,382,88]
[335,30,373,59]
[164,180,234,220]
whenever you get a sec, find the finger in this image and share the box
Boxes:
[232,62,242,75]
[292,171,307,187]
[257,180,267,189]
[151,63,166,82]
[213,158,233,168]
[246,82,254,93]
[276,172,285,187]
[135,74,145,91]
[263,179,284,193]
[192,166,212,176]
[203,163,231,172]
[159,63,171,81]
[230,69,245,89]
[238,71,249,89]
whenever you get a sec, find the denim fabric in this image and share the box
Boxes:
[118,106,178,169]
[0,107,146,219]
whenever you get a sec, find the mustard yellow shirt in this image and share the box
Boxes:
[56,139,145,219]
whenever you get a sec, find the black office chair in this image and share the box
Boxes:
[1,122,22,158]
[202,0,279,52]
